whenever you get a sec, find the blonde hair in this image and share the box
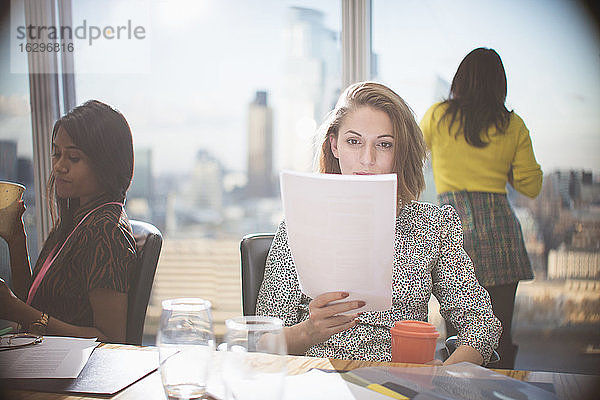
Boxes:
[315,81,426,205]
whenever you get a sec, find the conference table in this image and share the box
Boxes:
[5,343,599,400]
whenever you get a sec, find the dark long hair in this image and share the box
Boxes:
[47,100,134,240]
[439,47,511,147]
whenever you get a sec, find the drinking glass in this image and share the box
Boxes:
[222,316,287,400]
[157,298,215,400]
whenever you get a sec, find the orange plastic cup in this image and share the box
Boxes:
[390,320,439,363]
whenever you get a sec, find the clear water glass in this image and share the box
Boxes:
[157,298,215,400]
[222,316,287,400]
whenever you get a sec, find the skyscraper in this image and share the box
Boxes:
[247,90,273,198]
[129,148,154,200]
[127,148,154,222]
[192,149,224,210]
[279,7,341,172]
[0,140,18,181]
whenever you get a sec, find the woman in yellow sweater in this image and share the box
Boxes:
[420,48,542,369]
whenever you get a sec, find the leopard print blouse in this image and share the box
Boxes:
[256,201,501,363]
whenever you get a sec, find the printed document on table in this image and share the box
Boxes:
[0,336,99,378]
[280,171,396,312]
[284,369,390,400]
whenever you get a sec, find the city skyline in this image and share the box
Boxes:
[1,0,599,176]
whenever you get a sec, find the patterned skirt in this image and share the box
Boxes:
[438,191,533,287]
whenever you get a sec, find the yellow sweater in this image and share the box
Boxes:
[420,102,542,198]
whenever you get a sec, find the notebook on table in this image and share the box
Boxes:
[1,346,161,395]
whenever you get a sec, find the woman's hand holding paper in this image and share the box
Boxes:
[306,291,364,341]
[284,291,365,355]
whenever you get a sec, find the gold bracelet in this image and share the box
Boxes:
[30,312,49,336]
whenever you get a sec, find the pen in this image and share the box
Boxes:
[366,383,410,399]
[342,371,412,399]
[381,381,419,398]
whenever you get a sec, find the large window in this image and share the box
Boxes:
[70,0,342,338]
[373,0,600,370]
[372,0,600,172]
[0,3,38,286]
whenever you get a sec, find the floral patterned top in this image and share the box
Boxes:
[256,201,501,363]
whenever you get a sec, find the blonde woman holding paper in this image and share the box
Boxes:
[256,81,501,365]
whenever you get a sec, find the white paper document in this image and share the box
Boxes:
[0,336,99,378]
[280,171,396,312]
[284,370,390,400]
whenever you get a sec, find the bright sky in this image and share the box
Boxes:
[1,0,599,175]
[372,0,600,174]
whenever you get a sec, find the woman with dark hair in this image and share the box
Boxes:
[420,48,543,368]
[0,100,137,342]
[257,82,501,365]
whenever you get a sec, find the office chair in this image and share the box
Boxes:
[444,335,500,365]
[126,220,163,345]
[240,233,274,316]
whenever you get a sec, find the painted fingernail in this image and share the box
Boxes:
[357,301,366,308]
[341,292,349,298]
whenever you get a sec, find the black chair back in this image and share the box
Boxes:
[240,233,274,316]
[127,220,162,345]
[445,335,500,365]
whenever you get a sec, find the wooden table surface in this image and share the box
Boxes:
[5,343,599,400]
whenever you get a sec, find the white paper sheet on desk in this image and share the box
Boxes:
[280,171,396,312]
[284,370,390,400]
[0,336,99,378]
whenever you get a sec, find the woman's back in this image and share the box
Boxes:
[422,47,542,369]
[421,102,542,198]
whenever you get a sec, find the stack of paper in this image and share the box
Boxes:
[280,171,397,312]
[0,336,99,379]
[283,369,390,400]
